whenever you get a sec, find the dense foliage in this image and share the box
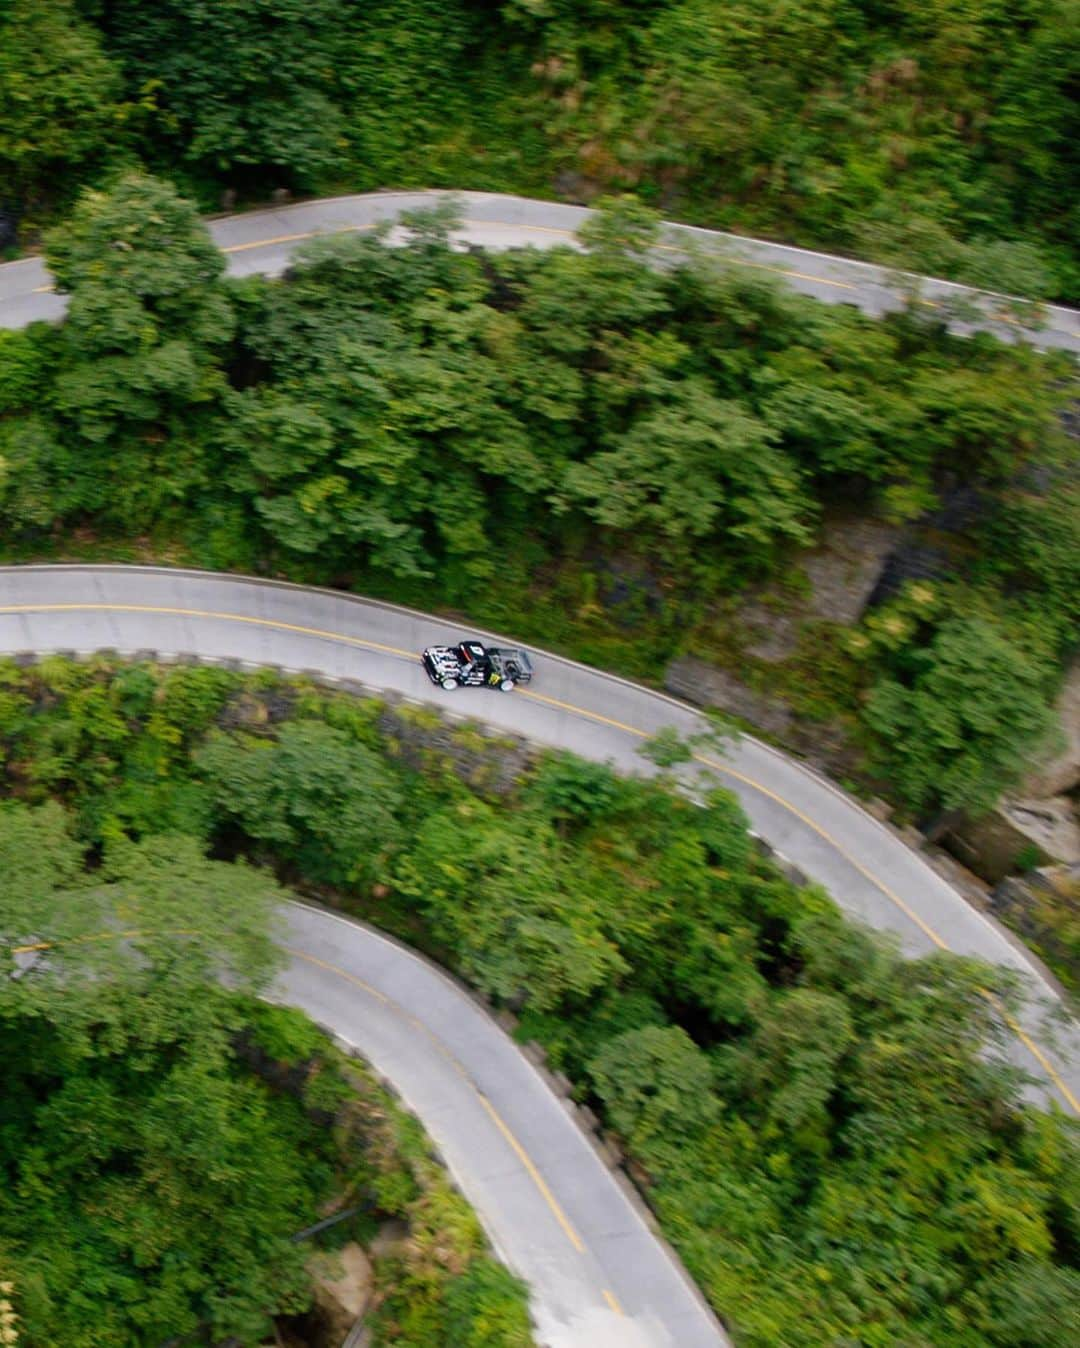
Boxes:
[1,657,1077,1345]
[0,812,320,1344]
[1,1,1077,298]
[1,176,1074,818]
[0,705,532,1346]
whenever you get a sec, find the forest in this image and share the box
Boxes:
[0,176,1076,827]
[0,832,533,1345]
[1,656,1077,1345]
[2,6,1079,1345]
[0,700,534,1347]
[0,1,1078,299]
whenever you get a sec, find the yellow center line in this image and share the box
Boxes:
[6,217,1063,322]
[222,229,321,254]
[0,601,415,660]
[476,1092,586,1253]
[523,687,948,949]
[521,691,1080,1116]
[285,947,389,1006]
[10,926,590,1259]
[288,947,586,1253]
[16,216,861,296]
[2,600,1075,1114]
[11,927,199,955]
[220,223,378,255]
[653,239,858,290]
[603,1289,625,1315]
[480,221,858,291]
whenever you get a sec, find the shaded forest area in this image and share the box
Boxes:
[1,657,1078,1345]
[1,177,1076,825]
[0,788,534,1348]
[0,0,1078,300]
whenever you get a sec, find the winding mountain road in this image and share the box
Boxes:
[1,565,1078,1348]
[2,197,1078,1346]
[1,190,1078,351]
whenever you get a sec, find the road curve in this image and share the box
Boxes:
[2,564,1077,1114]
[0,190,1077,352]
[2,569,1079,1348]
[278,902,723,1348]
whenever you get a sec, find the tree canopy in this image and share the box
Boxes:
[0,766,534,1347]
[1,1,1077,299]
[2,657,1077,1346]
[2,179,1072,818]
[0,803,315,1346]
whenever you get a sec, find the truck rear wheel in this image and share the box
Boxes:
[499,679,515,692]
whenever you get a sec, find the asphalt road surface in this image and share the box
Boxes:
[3,193,1078,1348]
[2,565,1079,1343]
[1,190,1078,352]
[279,903,720,1348]
[2,568,1077,1103]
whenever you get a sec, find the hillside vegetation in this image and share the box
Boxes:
[0,788,533,1347]
[0,1,1077,299]
[1,656,1077,1345]
[1,176,1076,823]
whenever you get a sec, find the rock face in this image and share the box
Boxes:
[1001,798,1080,864]
[306,1244,374,1347]
[664,656,859,781]
[369,1218,409,1259]
[989,864,1080,988]
[1022,661,1080,797]
[665,658,797,739]
[741,515,900,663]
[800,517,902,626]
[949,797,1080,883]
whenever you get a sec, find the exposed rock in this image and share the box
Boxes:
[1001,798,1080,861]
[740,515,900,662]
[306,1244,374,1347]
[1022,661,1080,797]
[948,797,1080,883]
[989,864,1080,989]
[800,516,902,625]
[665,657,797,740]
[664,656,859,779]
[378,699,533,798]
[369,1218,409,1260]
[866,484,991,608]
[741,607,802,663]
[551,170,596,204]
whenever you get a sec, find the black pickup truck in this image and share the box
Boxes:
[421,639,534,692]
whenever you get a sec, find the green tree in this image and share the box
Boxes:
[0,807,323,1346]
[442,1259,534,1348]
[196,720,405,889]
[92,0,347,188]
[0,798,85,905]
[43,172,233,521]
[589,1025,719,1144]
[863,614,1061,815]
[717,987,854,1156]
[1,814,283,1052]
[395,798,626,1009]
[0,1,124,223]
[984,463,1080,643]
[564,378,812,556]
